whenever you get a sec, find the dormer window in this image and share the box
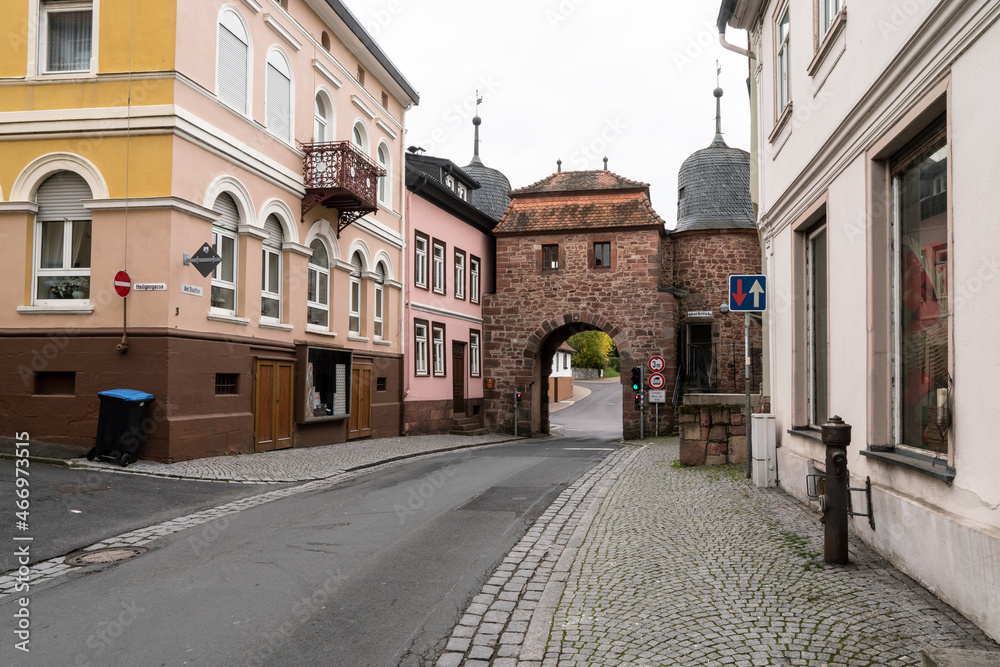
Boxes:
[445,175,455,191]
[457,184,467,201]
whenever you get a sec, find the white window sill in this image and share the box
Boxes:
[259,320,293,331]
[348,335,369,343]
[373,339,392,346]
[18,305,94,315]
[306,325,337,337]
[207,312,250,326]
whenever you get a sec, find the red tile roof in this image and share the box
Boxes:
[512,170,649,196]
[494,192,666,235]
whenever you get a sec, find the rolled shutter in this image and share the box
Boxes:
[351,252,363,276]
[36,172,92,221]
[218,23,248,113]
[212,193,240,232]
[266,62,291,141]
[264,215,284,249]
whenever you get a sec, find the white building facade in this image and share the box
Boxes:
[721,0,1000,641]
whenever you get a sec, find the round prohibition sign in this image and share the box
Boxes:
[114,270,131,297]
[648,372,666,390]
[647,355,665,373]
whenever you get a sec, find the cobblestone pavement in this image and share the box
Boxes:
[440,439,998,666]
[73,433,516,482]
[0,434,516,602]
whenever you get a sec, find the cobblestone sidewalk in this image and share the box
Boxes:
[441,439,998,666]
[72,433,516,482]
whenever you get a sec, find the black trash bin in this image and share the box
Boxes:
[87,389,155,467]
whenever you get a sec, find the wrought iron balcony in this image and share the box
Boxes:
[301,141,386,236]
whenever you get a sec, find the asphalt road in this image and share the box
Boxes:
[0,460,279,571]
[551,379,624,441]
[2,439,620,667]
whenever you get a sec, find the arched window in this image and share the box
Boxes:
[217,9,249,114]
[374,262,386,339]
[349,251,363,335]
[321,31,331,52]
[261,215,283,321]
[377,143,390,204]
[314,92,333,142]
[266,49,292,142]
[352,122,367,152]
[34,172,93,303]
[307,239,330,327]
[211,193,241,314]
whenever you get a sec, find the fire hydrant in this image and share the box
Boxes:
[821,415,852,565]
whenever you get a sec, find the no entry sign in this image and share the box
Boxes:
[114,271,131,297]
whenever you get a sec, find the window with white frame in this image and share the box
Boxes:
[414,321,428,375]
[432,324,446,376]
[820,0,842,38]
[314,92,333,142]
[414,233,428,289]
[457,184,467,201]
[470,255,480,304]
[211,193,240,314]
[377,144,390,204]
[33,172,92,303]
[217,8,249,114]
[307,239,330,327]
[454,249,466,300]
[352,122,367,152]
[261,215,283,321]
[266,50,292,142]
[349,252,363,335]
[432,240,445,294]
[806,222,828,426]
[470,331,481,377]
[40,0,93,74]
[777,3,791,112]
[374,262,385,339]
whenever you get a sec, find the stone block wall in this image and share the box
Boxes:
[678,403,748,466]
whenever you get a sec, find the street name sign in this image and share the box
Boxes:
[647,372,666,390]
[729,274,767,312]
[185,243,223,278]
[113,271,131,297]
[133,283,167,291]
[181,284,204,297]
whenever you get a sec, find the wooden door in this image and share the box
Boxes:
[254,359,294,452]
[452,343,466,414]
[348,365,372,439]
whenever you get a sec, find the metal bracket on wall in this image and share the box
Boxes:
[847,476,876,531]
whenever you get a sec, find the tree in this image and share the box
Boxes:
[567,331,614,370]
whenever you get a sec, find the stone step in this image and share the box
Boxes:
[450,421,483,433]
[922,647,1000,667]
[449,428,489,436]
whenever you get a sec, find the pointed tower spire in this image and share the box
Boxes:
[713,62,727,146]
[470,90,484,165]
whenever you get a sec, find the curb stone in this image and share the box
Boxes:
[435,445,642,667]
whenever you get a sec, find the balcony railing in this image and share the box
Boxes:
[301,141,386,236]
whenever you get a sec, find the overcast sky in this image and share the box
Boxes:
[341,0,750,227]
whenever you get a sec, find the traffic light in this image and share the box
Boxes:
[634,392,642,408]
[630,367,642,392]
[515,390,522,404]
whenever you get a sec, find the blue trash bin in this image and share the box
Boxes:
[88,389,155,467]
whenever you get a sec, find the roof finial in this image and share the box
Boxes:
[603,156,608,171]
[713,63,726,146]
[471,90,484,165]
[557,159,562,173]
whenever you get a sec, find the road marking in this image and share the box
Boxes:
[562,448,615,451]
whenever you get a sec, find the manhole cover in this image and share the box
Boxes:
[66,547,147,566]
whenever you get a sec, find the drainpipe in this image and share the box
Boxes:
[718,0,755,60]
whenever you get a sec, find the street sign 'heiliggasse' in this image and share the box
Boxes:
[728,274,766,312]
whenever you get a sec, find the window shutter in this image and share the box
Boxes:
[264,215,284,249]
[351,253,363,275]
[36,172,92,220]
[267,62,291,141]
[218,23,248,114]
[212,193,240,232]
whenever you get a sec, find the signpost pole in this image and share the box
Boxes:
[513,387,518,437]
[640,367,644,440]
[655,402,659,438]
[745,312,752,479]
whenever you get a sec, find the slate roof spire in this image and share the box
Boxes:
[463,100,513,221]
[470,90,484,165]
[713,61,726,147]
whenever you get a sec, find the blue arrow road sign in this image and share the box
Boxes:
[729,275,767,312]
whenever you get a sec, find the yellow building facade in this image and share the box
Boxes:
[0,0,418,461]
